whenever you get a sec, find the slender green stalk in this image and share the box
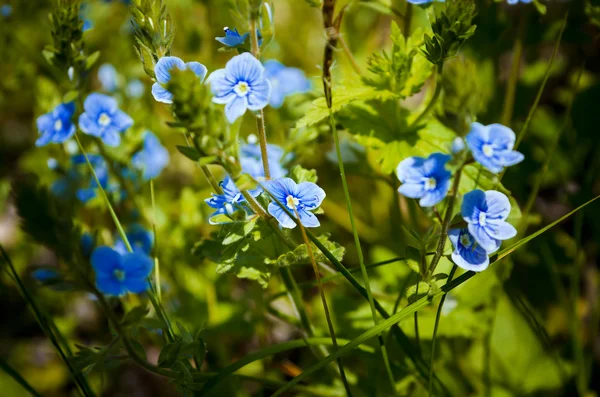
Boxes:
[292,205,353,397]
[1,245,94,397]
[414,280,421,353]
[501,13,526,127]
[428,265,457,396]
[403,2,412,35]
[338,34,362,75]
[0,357,42,397]
[409,63,444,128]
[201,165,224,194]
[572,212,587,396]
[331,112,397,392]
[150,179,162,301]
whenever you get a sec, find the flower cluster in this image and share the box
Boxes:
[240,135,288,180]
[91,246,153,296]
[396,122,523,272]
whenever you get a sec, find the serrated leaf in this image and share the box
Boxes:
[290,165,318,184]
[221,218,257,245]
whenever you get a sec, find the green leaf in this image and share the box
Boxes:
[265,234,345,268]
[221,218,258,245]
[176,145,201,161]
[236,266,271,288]
[404,246,421,274]
[407,281,430,303]
[85,51,101,70]
[289,165,318,184]
[121,306,149,327]
[128,339,147,361]
[158,341,184,368]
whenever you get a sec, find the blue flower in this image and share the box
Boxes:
[466,122,524,174]
[507,0,531,4]
[126,79,145,98]
[396,153,452,207]
[81,232,95,257]
[205,176,261,224]
[451,137,465,154]
[461,189,517,253]
[80,4,93,31]
[132,132,169,180]
[32,268,60,282]
[91,246,153,296]
[263,178,325,229]
[1,4,12,17]
[215,27,262,48]
[151,56,208,104]
[448,228,495,272]
[208,52,271,123]
[71,154,110,203]
[78,93,133,147]
[263,60,311,108]
[98,64,118,92]
[406,0,443,4]
[36,102,76,147]
[240,138,287,179]
[114,224,153,255]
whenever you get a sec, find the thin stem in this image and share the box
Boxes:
[150,179,161,301]
[338,34,362,75]
[331,112,397,392]
[410,63,444,128]
[201,165,223,194]
[414,281,421,354]
[403,2,412,35]
[292,205,353,397]
[426,166,463,279]
[572,212,587,396]
[501,13,526,127]
[0,357,42,397]
[428,265,457,396]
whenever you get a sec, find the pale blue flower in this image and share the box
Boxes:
[507,0,531,4]
[1,4,12,17]
[36,102,76,147]
[208,53,271,123]
[205,176,261,224]
[263,178,325,229]
[91,246,153,296]
[216,27,249,47]
[448,228,495,272]
[240,138,287,179]
[396,153,452,207]
[151,56,208,104]
[126,79,145,98]
[114,224,153,255]
[78,93,133,147]
[466,122,524,174]
[451,137,465,154]
[132,132,169,180]
[32,268,60,282]
[71,154,110,203]
[461,189,516,253]
[81,232,95,257]
[264,60,311,108]
[98,64,118,92]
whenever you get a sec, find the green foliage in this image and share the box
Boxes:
[265,234,345,267]
[289,165,318,183]
[420,0,477,66]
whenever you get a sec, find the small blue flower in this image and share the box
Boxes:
[461,189,516,253]
[396,153,452,207]
[32,268,60,282]
[448,228,495,272]
[81,232,95,257]
[240,138,287,179]
[114,224,153,255]
[132,132,170,180]
[507,0,531,4]
[80,4,93,31]
[78,93,133,147]
[1,4,12,17]
[466,122,524,174]
[451,137,465,154]
[151,56,208,104]
[71,154,110,203]
[205,176,261,224]
[36,102,76,147]
[406,0,444,4]
[126,79,145,98]
[263,178,325,229]
[91,246,153,296]
[216,27,249,47]
[263,60,311,108]
[208,52,271,123]
[98,64,118,92]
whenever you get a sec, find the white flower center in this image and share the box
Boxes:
[224,203,235,215]
[424,177,437,190]
[54,119,63,131]
[232,193,242,203]
[286,195,300,210]
[478,211,487,226]
[98,113,111,127]
[460,233,473,248]
[234,81,250,97]
[482,144,494,157]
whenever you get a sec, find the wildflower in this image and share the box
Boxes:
[126,79,145,98]
[465,122,524,174]
[205,176,261,224]
[114,224,153,255]
[81,232,95,257]
[131,132,169,180]
[216,27,249,47]
[263,178,325,229]
[406,0,443,4]
[507,0,531,4]
[208,53,271,123]
[151,56,207,104]
[451,137,465,154]
[98,64,118,92]
[396,153,452,207]
[32,268,60,282]
[240,136,287,179]
[35,103,76,147]
[263,60,311,108]
[461,189,516,253]
[1,4,12,17]
[91,246,153,296]
[78,93,133,147]
[448,228,496,272]
[71,154,110,203]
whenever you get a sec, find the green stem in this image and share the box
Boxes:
[403,2,412,35]
[150,179,162,301]
[0,357,42,397]
[410,63,444,128]
[501,13,526,127]
[428,265,457,396]
[331,112,397,393]
[572,212,587,396]
[201,165,224,194]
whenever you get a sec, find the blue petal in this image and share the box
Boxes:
[396,156,427,183]
[487,124,516,148]
[98,64,118,92]
[422,153,451,177]
[124,278,151,294]
[263,178,298,202]
[227,53,263,84]
[207,69,236,102]
[224,95,248,123]
[84,93,117,118]
[78,113,102,137]
[91,246,122,277]
[247,79,271,111]
[419,178,450,207]
[77,188,97,203]
[186,61,208,82]
[101,127,121,147]
[468,224,500,253]
[461,189,486,223]
[112,109,133,132]
[52,124,76,143]
[96,275,127,296]
[498,150,524,167]
[483,190,511,220]
[268,202,297,229]
[485,220,517,241]
[152,83,173,104]
[451,246,489,272]
[122,252,153,279]
[298,209,320,228]
[296,182,326,210]
[398,182,425,199]
[154,56,186,84]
